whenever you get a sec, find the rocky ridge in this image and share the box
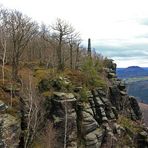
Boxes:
[0,61,148,148]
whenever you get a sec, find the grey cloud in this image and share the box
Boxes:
[93,43,148,60]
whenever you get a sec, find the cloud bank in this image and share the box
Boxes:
[1,0,148,67]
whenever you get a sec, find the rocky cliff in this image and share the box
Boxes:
[0,61,148,148]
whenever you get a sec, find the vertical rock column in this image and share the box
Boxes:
[51,92,77,148]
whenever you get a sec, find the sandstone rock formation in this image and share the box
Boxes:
[0,61,148,148]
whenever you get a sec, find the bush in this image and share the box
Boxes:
[38,79,51,92]
[118,115,142,133]
[34,68,56,82]
[79,86,89,103]
[82,58,106,89]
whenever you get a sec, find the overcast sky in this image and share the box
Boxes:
[1,0,148,67]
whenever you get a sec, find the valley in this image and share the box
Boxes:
[117,66,148,103]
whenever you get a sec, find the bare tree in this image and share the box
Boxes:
[51,18,75,70]
[75,40,81,69]
[0,8,9,84]
[41,23,58,68]
[68,33,80,69]
[19,72,46,148]
[5,10,38,80]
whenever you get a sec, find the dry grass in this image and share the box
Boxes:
[118,115,143,133]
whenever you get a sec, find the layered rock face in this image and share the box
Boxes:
[51,92,77,148]
[0,61,148,148]
[45,63,148,148]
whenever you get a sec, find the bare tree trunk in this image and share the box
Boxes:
[70,45,73,69]
[29,103,38,144]
[75,45,80,70]
[57,37,64,71]
[24,74,33,148]
[12,51,19,81]
[64,99,68,148]
[0,27,7,84]
[10,82,13,107]
[1,39,7,84]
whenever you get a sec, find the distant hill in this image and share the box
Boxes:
[117,66,148,78]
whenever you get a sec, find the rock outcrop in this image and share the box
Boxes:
[0,97,21,148]
[51,92,77,148]
[0,60,148,148]
[43,61,147,148]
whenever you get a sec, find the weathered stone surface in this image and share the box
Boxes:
[136,131,148,148]
[101,97,109,104]
[99,107,106,117]
[0,100,8,111]
[92,89,99,97]
[53,92,75,100]
[108,72,116,79]
[101,131,117,148]
[51,92,77,148]
[129,96,142,120]
[94,128,104,147]
[85,133,99,148]
[109,85,122,110]
[97,89,106,96]
[81,111,98,134]
[120,91,127,96]
[113,123,126,137]
[0,114,21,148]
[95,97,104,106]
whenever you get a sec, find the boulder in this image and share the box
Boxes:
[108,73,116,79]
[0,100,8,111]
[120,91,127,96]
[53,92,75,100]
[85,133,99,148]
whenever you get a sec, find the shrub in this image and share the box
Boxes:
[34,68,56,82]
[79,86,89,103]
[82,58,106,89]
[118,115,142,133]
[38,79,51,92]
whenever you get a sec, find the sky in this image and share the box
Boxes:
[1,0,148,67]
